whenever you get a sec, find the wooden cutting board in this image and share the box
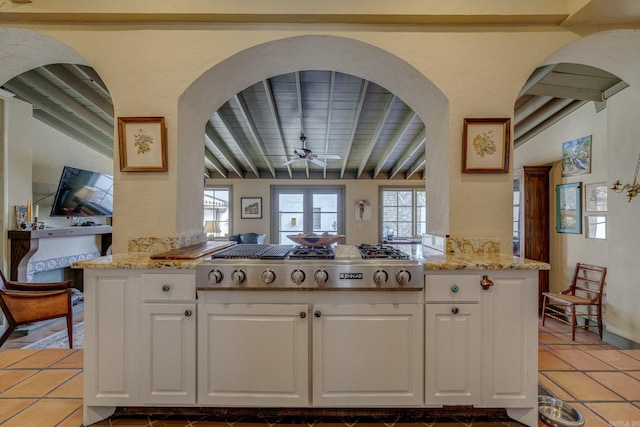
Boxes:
[150,241,236,260]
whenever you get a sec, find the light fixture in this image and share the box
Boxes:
[204,220,221,239]
[611,153,640,202]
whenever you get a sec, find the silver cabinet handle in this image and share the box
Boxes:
[451,284,459,293]
[162,284,170,292]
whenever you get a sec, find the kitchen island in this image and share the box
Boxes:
[74,245,548,427]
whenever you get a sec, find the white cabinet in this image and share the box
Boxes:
[480,271,538,411]
[312,303,423,406]
[84,271,140,407]
[139,273,197,405]
[196,301,423,408]
[425,274,481,405]
[197,303,309,406]
[424,270,538,427]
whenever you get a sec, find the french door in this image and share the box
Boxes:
[271,186,345,244]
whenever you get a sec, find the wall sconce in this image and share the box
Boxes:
[611,153,640,202]
[291,217,297,226]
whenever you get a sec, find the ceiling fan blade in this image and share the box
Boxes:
[318,154,342,159]
[309,158,328,167]
[283,158,300,165]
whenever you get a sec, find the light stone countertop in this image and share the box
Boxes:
[73,245,550,271]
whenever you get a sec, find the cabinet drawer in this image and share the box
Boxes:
[425,274,481,302]
[141,273,196,301]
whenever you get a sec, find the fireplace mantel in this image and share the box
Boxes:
[8,225,112,281]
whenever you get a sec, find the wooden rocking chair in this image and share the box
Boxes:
[541,263,607,341]
[0,270,74,348]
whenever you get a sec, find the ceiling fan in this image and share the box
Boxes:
[283,132,341,167]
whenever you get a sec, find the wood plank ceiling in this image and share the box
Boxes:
[1,63,627,179]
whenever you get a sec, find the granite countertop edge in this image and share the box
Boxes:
[73,251,551,271]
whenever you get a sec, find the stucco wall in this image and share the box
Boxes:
[16,27,573,252]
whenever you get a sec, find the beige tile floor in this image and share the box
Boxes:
[1,314,639,426]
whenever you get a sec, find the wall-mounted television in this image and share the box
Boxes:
[49,166,114,217]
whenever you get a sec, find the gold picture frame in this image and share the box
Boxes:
[118,117,167,172]
[462,118,511,173]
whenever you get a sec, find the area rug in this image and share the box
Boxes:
[23,322,84,349]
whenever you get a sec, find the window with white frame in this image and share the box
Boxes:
[271,186,345,244]
[380,187,426,240]
[204,187,231,239]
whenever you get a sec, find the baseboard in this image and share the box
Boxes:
[604,329,640,349]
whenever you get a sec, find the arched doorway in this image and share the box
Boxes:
[177,35,451,236]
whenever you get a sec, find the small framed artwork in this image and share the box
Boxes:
[562,135,591,177]
[462,118,511,173]
[556,182,582,234]
[585,215,606,239]
[241,197,262,219]
[585,182,608,212]
[118,117,167,172]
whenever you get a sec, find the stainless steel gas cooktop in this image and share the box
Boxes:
[195,244,423,290]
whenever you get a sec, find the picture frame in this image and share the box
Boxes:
[118,117,167,172]
[240,197,262,219]
[585,182,608,212]
[562,135,592,177]
[585,215,606,240]
[462,118,511,173]
[556,182,582,234]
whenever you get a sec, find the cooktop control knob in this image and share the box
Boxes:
[291,269,305,286]
[261,268,276,284]
[231,269,246,285]
[373,269,389,286]
[396,269,412,286]
[208,269,223,284]
[314,269,329,287]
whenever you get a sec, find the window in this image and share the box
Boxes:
[380,187,426,240]
[204,187,231,238]
[271,186,345,244]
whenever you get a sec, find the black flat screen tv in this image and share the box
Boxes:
[49,166,114,217]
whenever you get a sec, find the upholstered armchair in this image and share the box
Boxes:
[229,233,267,244]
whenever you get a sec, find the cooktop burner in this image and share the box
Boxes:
[288,245,335,260]
[357,244,411,260]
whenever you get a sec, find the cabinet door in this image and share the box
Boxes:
[140,303,196,404]
[480,272,538,409]
[312,304,423,406]
[425,303,481,405]
[198,303,309,406]
[84,272,139,406]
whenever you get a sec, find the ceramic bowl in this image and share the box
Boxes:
[287,234,345,246]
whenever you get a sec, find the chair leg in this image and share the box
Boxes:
[597,304,603,339]
[65,313,74,349]
[541,295,548,326]
[0,323,16,348]
[571,305,577,341]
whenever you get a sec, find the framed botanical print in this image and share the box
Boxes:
[462,118,511,173]
[118,116,167,172]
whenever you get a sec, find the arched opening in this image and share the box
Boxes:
[514,29,640,345]
[177,35,450,236]
[0,27,114,282]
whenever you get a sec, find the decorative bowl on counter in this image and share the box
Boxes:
[287,234,345,246]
